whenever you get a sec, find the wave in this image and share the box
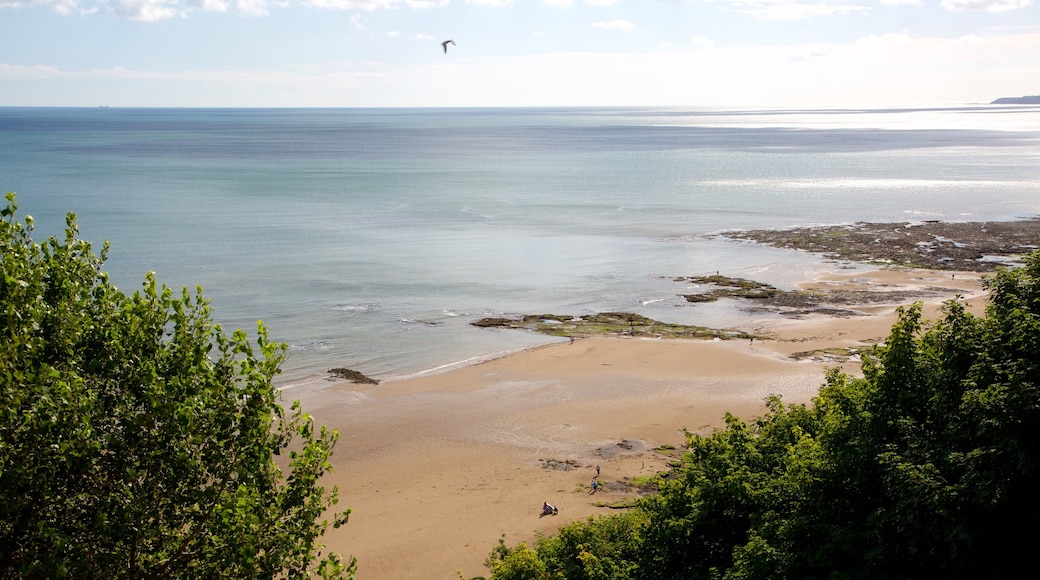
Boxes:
[328,302,380,312]
[288,341,335,351]
[398,318,442,326]
[702,177,1020,190]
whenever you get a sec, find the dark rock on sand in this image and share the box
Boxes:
[328,367,379,385]
[676,275,779,303]
[716,219,1040,271]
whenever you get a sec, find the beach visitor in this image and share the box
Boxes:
[596,464,600,477]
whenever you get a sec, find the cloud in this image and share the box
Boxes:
[0,63,62,77]
[2,0,449,20]
[235,0,268,15]
[301,0,447,8]
[941,0,1032,11]
[591,18,634,30]
[108,0,182,21]
[691,35,715,48]
[0,0,80,13]
[956,33,987,44]
[383,30,435,40]
[711,0,872,20]
[6,28,1040,107]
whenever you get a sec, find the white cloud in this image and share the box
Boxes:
[941,0,1032,11]
[383,30,437,40]
[584,0,617,5]
[300,0,447,8]
[956,33,987,44]
[0,0,449,19]
[108,0,181,21]
[712,0,873,20]
[5,0,80,13]
[0,63,62,77]
[591,18,633,29]
[234,0,268,15]
[691,35,715,48]
[6,29,1040,107]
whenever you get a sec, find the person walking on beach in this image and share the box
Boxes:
[596,464,600,477]
[590,480,598,494]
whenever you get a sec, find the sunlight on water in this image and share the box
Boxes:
[3,105,1039,381]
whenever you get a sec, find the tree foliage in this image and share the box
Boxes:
[482,249,1040,579]
[0,193,354,579]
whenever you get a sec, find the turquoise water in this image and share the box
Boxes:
[3,106,1039,382]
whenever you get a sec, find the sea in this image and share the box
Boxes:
[3,105,1039,384]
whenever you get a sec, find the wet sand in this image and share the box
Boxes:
[283,267,988,579]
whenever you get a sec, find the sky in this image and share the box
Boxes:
[0,0,1038,108]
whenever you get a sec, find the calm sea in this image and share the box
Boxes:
[3,105,1039,383]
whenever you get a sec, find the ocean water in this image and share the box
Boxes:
[3,105,1039,383]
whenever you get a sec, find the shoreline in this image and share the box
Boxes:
[280,263,989,391]
[278,216,1035,390]
[285,266,989,579]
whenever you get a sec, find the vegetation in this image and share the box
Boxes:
[479,250,1040,578]
[0,194,354,578]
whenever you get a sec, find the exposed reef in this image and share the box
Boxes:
[463,219,1040,363]
[675,275,778,302]
[327,367,380,385]
[675,274,949,317]
[472,311,750,340]
[714,219,1040,271]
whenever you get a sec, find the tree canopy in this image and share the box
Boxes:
[483,250,1040,579]
[1,193,354,579]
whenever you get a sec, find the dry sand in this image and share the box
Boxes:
[281,268,988,580]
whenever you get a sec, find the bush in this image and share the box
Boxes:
[0,193,354,579]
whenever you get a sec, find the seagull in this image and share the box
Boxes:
[441,40,455,54]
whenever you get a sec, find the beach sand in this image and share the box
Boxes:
[283,268,988,580]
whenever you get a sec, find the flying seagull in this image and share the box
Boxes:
[441,40,455,54]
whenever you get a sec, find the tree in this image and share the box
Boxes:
[0,193,354,579]
[478,248,1040,579]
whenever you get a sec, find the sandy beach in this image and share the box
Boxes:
[284,268,988,579]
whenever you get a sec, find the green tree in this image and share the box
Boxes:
[482,512,646,580]
[480,248,1040,579]
[0,193,354,579]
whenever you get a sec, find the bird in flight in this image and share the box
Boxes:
[441,40,455,54]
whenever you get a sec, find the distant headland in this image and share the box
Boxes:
[990,94,1040,104]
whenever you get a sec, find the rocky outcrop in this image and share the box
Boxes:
[716,219,1040,271]
[328,367,379,384]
